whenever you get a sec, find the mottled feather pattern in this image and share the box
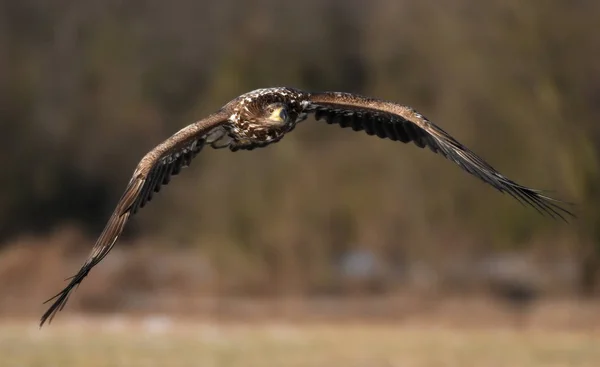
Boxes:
[40,87,573,327]
[226,87,308,150]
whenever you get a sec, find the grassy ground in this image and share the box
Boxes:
[1,317,599,367]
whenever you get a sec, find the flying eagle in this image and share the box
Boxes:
[40,87,573,326]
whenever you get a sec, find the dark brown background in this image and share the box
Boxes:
[1,0,599,327]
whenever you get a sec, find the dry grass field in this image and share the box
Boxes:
[1,315,599,367]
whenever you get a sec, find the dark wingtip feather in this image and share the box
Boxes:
[39,267,89,328]
[512,186,576,222]
[424,125,576,222]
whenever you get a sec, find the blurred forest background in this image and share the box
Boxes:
[1,0,600,324]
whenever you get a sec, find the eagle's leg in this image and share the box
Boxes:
[206,129,235,149]
[229,136,285,152]
[211,138,233,149]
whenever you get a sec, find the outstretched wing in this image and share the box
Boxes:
[305,91,573,220]
[40,110,231,327]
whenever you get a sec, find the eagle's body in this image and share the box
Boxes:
[39,86,573,327]
[223,87,310,149]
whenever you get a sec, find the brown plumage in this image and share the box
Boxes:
[39,87,574,327]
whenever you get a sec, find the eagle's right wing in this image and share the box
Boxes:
[40,109,232,327]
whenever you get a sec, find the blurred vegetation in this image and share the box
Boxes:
[2,321,600,367]
[1,0,599,300]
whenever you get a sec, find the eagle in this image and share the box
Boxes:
[39,86,573,326]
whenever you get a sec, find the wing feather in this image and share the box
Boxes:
[306,92,574,220]
[39,110,230,327]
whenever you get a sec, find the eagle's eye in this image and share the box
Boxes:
[267,105,288,122]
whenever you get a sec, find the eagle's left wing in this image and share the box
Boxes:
[305,91,573,220]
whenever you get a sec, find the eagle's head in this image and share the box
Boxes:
[256,102,291,128]
[228,87,308,142]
